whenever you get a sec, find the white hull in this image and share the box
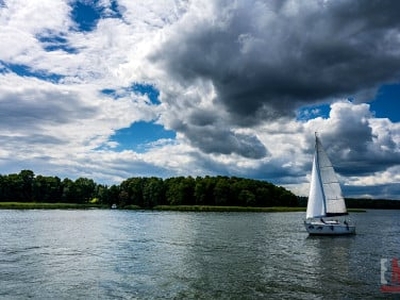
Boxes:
[304,220,355,235]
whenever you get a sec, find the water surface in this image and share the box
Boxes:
[0,209,399,299]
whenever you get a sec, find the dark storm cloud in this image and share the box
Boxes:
[182,123,268,159]
[0,89,98,132]
[152,0,400,123]
[166,104,268,158]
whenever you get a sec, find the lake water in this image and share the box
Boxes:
[0,209,399,299]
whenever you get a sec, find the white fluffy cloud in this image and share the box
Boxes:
[0,0,399,199]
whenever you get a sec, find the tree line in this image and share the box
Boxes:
[297,196,400,210]
[345,198,400,210]
[0,170,298,208]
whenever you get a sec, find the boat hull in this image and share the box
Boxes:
[304,221,355,235]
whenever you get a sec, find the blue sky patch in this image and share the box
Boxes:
[109,121,176,152]
[371,84,400,122]
[71,1,102,32]
[296,103,331,121]
[105,0,123,19]
[101,83,161,104]
[0,61,63,83]
[70,0,123,32]
[100,88,120,99]
[132,83,160,105]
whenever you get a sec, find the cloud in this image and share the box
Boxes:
[0,0,399,200]
[0,79,96,131]
[149,0,400,122]
[305,101,400,176]
[0,0,71,60]
[301,101,400,198]
[183,126,268,159]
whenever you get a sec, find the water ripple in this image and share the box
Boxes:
[0,209,399,299]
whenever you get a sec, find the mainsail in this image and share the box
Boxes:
[306,135,348,219]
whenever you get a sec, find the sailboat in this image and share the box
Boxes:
[304,134,356,235]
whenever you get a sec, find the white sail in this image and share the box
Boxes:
[316,137,347,216]
[306,135,347,219]
[306,154,325,218]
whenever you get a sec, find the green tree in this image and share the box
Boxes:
[194,176,216,205]
[5,173,24,201]
[107,184,120,206]
[0,171,302,208]
[118,190,130,207]
[95,184,111,206]
[61,178,76,203]
[19,170,35,201]
[120,177,144,206]
[143,177,165,208]
[214,177,230,205]
[74,177,96,204]
[238,189,256,206]
[33,175,62,202]
[255,187,271,206]
[165,176,195,205]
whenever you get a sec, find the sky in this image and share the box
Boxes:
[0,0,399,199]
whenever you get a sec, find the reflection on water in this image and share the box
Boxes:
[304,235,355,298]
[0,209,399,299]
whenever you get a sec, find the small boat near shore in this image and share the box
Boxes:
[304,134,355,235]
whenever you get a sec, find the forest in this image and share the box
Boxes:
[1,170,399,209]
[0,170,297,208]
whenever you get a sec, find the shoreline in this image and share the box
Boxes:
[152,205,366,213]
[0,202,106,209]
[0,202,367,212]
[152,205,306,212]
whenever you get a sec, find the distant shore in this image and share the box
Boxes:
[152,205,366,212]
[152,205,306,212]
[0,202,105,209]
[0,202,366,212]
